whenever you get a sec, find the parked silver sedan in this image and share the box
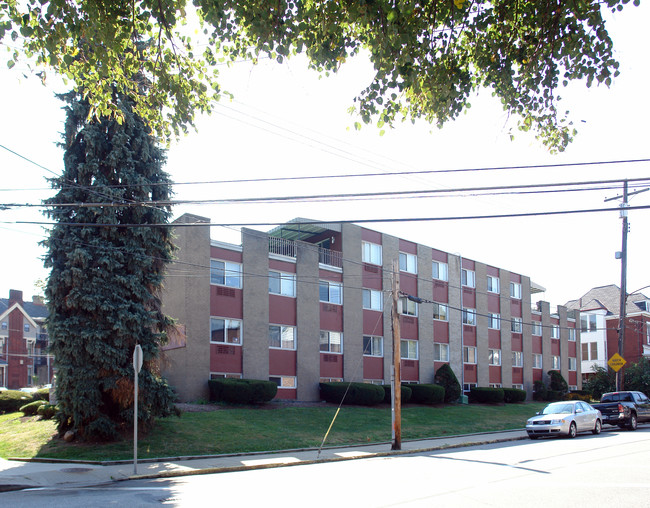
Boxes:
[526,400,602,439]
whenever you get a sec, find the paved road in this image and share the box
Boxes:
[3,428,649,507]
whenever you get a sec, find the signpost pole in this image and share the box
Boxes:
[133,344,143,475]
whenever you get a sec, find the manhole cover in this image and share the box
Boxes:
[60,467,94,473]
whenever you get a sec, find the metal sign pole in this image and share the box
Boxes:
[133,344,143,475]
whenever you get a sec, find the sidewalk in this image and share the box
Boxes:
[0,429,528,492]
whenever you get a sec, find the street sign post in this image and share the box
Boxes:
[133,344,143,475]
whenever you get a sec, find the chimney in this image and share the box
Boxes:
[9,289,23,306]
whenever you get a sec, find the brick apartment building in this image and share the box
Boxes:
[0,290,51,389]
[162,214,580,402]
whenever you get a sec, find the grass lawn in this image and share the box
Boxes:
[0,402,546,462]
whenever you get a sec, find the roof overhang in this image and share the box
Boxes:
[267,218,342,242]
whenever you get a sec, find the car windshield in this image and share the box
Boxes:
[542,403,574,415]
[601,393,633,403]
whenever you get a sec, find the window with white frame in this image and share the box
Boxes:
[463,383,477,393]
[488,349,501,366]
[647,326,650,345]
[270,376,296,389]
[581,314,598,332]
[434,343,449,362]
[400,339,418,360]
[269,325,296,349]
[320,331,343,353]
[568,357,577,371]
[487,276,500,293]
[268,271,296,297]
[210,259,242,288]
[511,317,523,333]
[1,321,6,330]
[462,308,476,326]
[363,335,383,357]
[24,323,30,332]
[552,355,561,369]
[399,252,417,274]
[462,269,476,288]
[551,325,560,339]
[362,241,382,265]
[568,328,576,341]
[512,351,523,367]
[362,289,383,311]
[432,302,448,321]
[319,280,342,304]
[398,296,418,316]
[489,383,502,388]
[569,385,578,391]
[510,282,522,299]
[488,313,500,330]
[432,261,448,281]
[463,346,477,364]
[210,372,242,380]
[532,321,542,336]
[210,318,242,344]
[582,341,599,361]
[512,384,524,390]
[533,354,543,369]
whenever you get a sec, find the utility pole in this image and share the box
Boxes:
[391,259,401,451]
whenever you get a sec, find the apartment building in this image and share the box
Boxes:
[162,214,580,402]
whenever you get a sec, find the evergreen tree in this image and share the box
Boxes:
[43,90,177,441]
[434,363,462,403]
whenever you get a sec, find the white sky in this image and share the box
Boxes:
[1,3,648,308]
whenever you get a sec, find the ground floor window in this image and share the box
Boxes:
[270,376,296,389]
[210,372,242,380]
[489,383,502,388]
[320,377,343,383]
[363,379,384,385]
[463,383,477,393]
[512,384,524,390]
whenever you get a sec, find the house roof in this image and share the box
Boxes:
[0,298,48,320]
[565,284,649,316]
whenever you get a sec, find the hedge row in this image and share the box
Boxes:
[320,382,385,405]
[0,389,51,414]
[470,387,504,404]
[503,388,527,403]
[208,379,277,404]
[404,384,445,404]
[381,385,413,404]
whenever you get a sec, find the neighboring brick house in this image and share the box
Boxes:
[566,285,650,381]
[162,214,580,402]
[0,290,51,389]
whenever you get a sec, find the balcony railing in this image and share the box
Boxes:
[269,237,296,258]
[319,247,342,268]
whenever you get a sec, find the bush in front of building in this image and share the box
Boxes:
[207,378,277,404]
[469,387,504,404]
[37,403,58,420]
[20,399,47,416]
[0,390,33,413]
[564,391,592,402]
[404,384,445,405]
[32,388,50,402]
[319,382,385,406]
[548,370,568,395]
[502,388,527,403]
[533,380,548,401]
[381,384,413,404]
[434,363,462,403]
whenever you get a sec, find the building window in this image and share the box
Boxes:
[401,339,418,360]
[320,377,344,383]
[489,383,502,388]
[552,356,561,370]
[434,343,449,362]
[532,321,542,336]
[269,325,296,350]
[1,322,6,330]
[269,271,296,297]
[398,297,418,316]
[581,314,598,332]
[488,349,501,366]
[210,259,242,288]
[551,325,560,339]
[210,318,242,344]
[432,261,448,281]
[512,384,524,390]
[510,282,522,299]
[362,289,383,311]
[582,342,598,361]
[463,383,477,393]
[362,241,382,265]
[210,372,242,380]
[568,357,577,371]
[399,252,417,274]
[487,276,500,293]
[569,385,578,391]
[512,351,523,367]
[463,346,477,364]
[511,317,523,333]
[533,354,543,369]
[270,376,297,389]
[488,313,500,330]
[320,331,342,353]
[462,308,476,326]
[363,335,383,357]
[568,328,576,341]
[432,303,448,321]
[462,269,475,288]
[24,323,30,333]
[319,280,342,304]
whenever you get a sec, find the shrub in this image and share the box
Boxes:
[469,387,504,404]
[533,380,548,401]
[319,382,384,406]
[208,379,277,404]
[546,390,563,401]
[0,390,33,413]
[381,384,412,404]
[583,366,615,400]
[434,364,462,403]
[548,370,568,394]
[503,388,527,403]
[37,403,58,420]
[564,392,592,402]
[20,400,47,416]
[404,384,445,405]
[31,388,50,401]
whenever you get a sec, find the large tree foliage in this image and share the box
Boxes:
[0,0,637,150]
[624,357,650,395]
[43,90,177,441]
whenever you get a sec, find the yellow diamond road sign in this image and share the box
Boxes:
[608,353,627,372]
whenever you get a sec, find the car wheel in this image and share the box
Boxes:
[567,422,577,438]
[592,419,602,435]
[628,413,638,431]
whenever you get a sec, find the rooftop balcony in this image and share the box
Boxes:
[268,237,342,269]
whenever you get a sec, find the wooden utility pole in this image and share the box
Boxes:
[616,181,628,392]
[391,259,402,450]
